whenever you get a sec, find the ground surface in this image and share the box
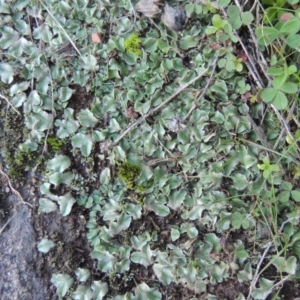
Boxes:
[0,83,300,299]
[1,1,300,299]
[0,131,300,300]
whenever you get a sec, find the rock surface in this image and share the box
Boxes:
[0,195,51,300]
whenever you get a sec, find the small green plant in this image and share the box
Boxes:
[231,210,250,229]
[257,156,280,179]
[124,33,141,56]
[277,181,300,203]
[218,53,243,72]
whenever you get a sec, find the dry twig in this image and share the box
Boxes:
[0,94,21,115]
[273,100,298,152]
[0,165,33,208]
[247,241,272,300]
[39,0,85,62]
[221,1,299,161]
[110,64,212,148]
[247,216,299,299]
[183,56,219,121]
[233,0,298,146]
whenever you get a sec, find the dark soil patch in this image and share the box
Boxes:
[207,278,248,299]
[68,84,94,116]
[279,280,300,299]
[164,282,202,300]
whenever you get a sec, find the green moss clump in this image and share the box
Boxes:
[117,161,141,189]
[8,167,24,179]
[136,179,154,193]
[5,150,41,180]
[46,137,64,151]
[124,33,142,56]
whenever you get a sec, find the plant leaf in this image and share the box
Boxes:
[51,274,74,298]
[273,90,288,110]
[291,190,300,202]
[78,109,99,128]
[131,244,153,267]
[0,62,14,83]
[73,285,93,300]
[280,17,300,34]
[56,193,76,216]
[47,155,71,173]
[287,34,300,49]
[75,268,91,282]
[91,281,108,300]
[134,282,162,300]
[39,198,57,213]
[260,87,277,103]
[37,238,55,253]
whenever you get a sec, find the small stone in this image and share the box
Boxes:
[91,32,102,43]
[168,115,186,132]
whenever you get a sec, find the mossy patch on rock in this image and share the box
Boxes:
[0,108,41,180]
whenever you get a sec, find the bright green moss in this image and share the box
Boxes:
[117,161,141,189]
[46,137,64,151]
[124,33,142,56]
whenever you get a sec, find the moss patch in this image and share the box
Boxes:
[117,161,141,189]
[45,137,65,151]
[124,33,142,56]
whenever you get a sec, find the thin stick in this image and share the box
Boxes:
[241,139,300,165]
[273,128,286,152]
[110,65,211,148]
[183,56,219,121]
[119,0,137,35]
[39,0,85,62]
[0,94,21,115]
[245,112,275,157]
[247,241,272,300]
[233,0,270,81]
[221,6,265,88]
[273,100,297,150]
[232,0,297,145]
[0,165,33,208]
[247,216,299,299]
[271,104,297,145]
[266,275,290,294]
[129,0,137,25]
[221,2,298,157]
